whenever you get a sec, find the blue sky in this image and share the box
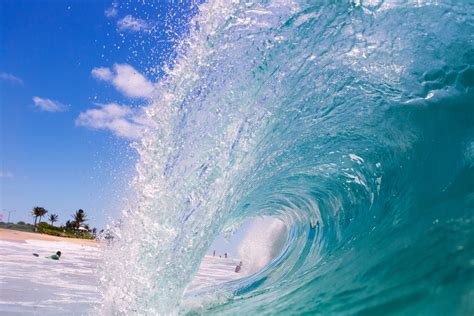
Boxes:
[0,0,200,229]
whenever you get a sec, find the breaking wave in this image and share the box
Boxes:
[100,1,474,314]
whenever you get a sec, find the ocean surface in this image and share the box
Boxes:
[98,0,474,314]
[0,239,242,315]
[0,239,100,315]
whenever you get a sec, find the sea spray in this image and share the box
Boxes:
[238,217,287,274]
[100,1,291,313]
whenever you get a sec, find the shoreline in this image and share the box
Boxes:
[0,228,98,246]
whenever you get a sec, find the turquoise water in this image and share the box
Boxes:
[101,1,474,314]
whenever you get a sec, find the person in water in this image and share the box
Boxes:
[46,251,62,260]
[235,261,243,273]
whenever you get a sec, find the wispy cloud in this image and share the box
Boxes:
[92,67,113,81]
[0,171,14,179]
[0,72,23,85]
[105,3,118,18]
[117,15,149,32]
[91,64,155,98]
[75,103,155,140]
[33,96,68,112]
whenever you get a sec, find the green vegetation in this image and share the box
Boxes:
[2,207,97,240]
[37,222,95,239]
[37,222,62,236]
[0,221,35,232]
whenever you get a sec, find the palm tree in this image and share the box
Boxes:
[72,209,87,229]
[38,208,48,223]
[48,213,58,226]
[32,207,48,225]
[65,220,75,230]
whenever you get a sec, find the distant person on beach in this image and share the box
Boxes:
[46,251,61,260]
[224,253,227,258]
[235,261,242,273]
[213,250,215,257]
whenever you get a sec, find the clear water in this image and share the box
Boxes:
[100,0,474,315]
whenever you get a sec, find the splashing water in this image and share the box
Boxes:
[100,0,474,314]
[237,217,287,275]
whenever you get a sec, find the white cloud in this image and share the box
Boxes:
[112,64,154,98]
[105,5,118,18]
[0,171,14,179]
[32,96,68,112]
[91,64,154,98]
[92,67,113,81]
[117,15,149,32]
[0,72,23,85]
[75,103,155,140]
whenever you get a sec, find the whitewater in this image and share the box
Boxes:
[97,0,474,315]
[0,239,243,314]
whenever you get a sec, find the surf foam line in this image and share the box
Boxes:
[100,1,474,314]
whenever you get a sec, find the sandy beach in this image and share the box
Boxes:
[0,228,98,246]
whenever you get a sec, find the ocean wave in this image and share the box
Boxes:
[100,1,474,314]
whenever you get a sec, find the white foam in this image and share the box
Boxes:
[187,255,242,292]
[0,239,101,314]
[0,239,243,314]
[349,153,365,164]
[238,217,287,274]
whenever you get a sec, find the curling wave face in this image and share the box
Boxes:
[100,1,474,314]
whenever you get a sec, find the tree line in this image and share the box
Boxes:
[32,206,94,233]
